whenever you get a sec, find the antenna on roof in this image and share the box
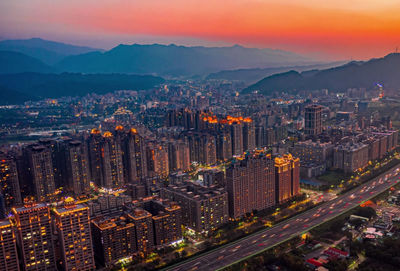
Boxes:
[396,47,398,53]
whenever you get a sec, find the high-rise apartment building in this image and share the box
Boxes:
[91,214,137,267]
[226,154,275,219]
[101,131,125,189]
[304,104,323,136]
[243,118,256,151]
[162,183,229,232]
[133,198,182,247]
[147,143,169,177]
[64,141,91,196]
[53,199,95,271]
[88,129,104,187]
[130,208,154,257]
[167,140,190,172]
[0,153,22,214]
[0,219,20,271]
[124,128,148,183]
[230,121,244,156]
[275,154,300,203]
[333,142,369,173]
[12,202,56,270]
[216,131,232,161]
[24,145,56,201]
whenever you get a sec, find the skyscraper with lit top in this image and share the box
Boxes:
[101,131,125,189]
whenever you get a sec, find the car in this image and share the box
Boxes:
[258,243,265,247]
[283,224,290,229]
[217,255,225,260]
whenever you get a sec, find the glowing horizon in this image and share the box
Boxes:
[1,0,400,60]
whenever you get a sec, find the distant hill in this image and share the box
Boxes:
[56,43,314,77]
[0,85,38,105]
[206,62,346,84]
[0,73,165,104]
[243,53,400,95]
[0,51,55,74]
[0,38,102,65]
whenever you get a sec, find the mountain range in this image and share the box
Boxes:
[0,38,316,77]
[243,53,400,95]
[56,43,313,76]
[0,38,101,65]
[206,62,346,84]
[0,51,54,74]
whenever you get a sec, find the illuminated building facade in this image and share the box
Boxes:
[167,140,190,172]
[88,129,103,187]
[162,183,229,232]
[230,121,244,156]
[101,131,125,189]
[226,154,275,219]
[91,214,137,267]
[0,219,20,271]
[53,200,95,271]
[243,118,256,151]
[25,145,56,202]
[275,154,300,203]
[216,131,232,161]
[64,141,91,196]
[186,132,217,165]
[133,198,182,247]
[333,142,369,174]
[124,128,148,183]
[0,153,22,215]
[130,209,154,256]
[146,142,169,178]
[12,202,56,270]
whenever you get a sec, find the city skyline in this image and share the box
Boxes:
[1,1,400,270]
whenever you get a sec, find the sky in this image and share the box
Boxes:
[1,0,400,60]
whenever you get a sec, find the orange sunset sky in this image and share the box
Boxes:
[1,0,400,60]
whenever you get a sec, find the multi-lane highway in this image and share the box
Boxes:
[165,165,400,271]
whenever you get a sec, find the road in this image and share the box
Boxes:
[164,165,400,271]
